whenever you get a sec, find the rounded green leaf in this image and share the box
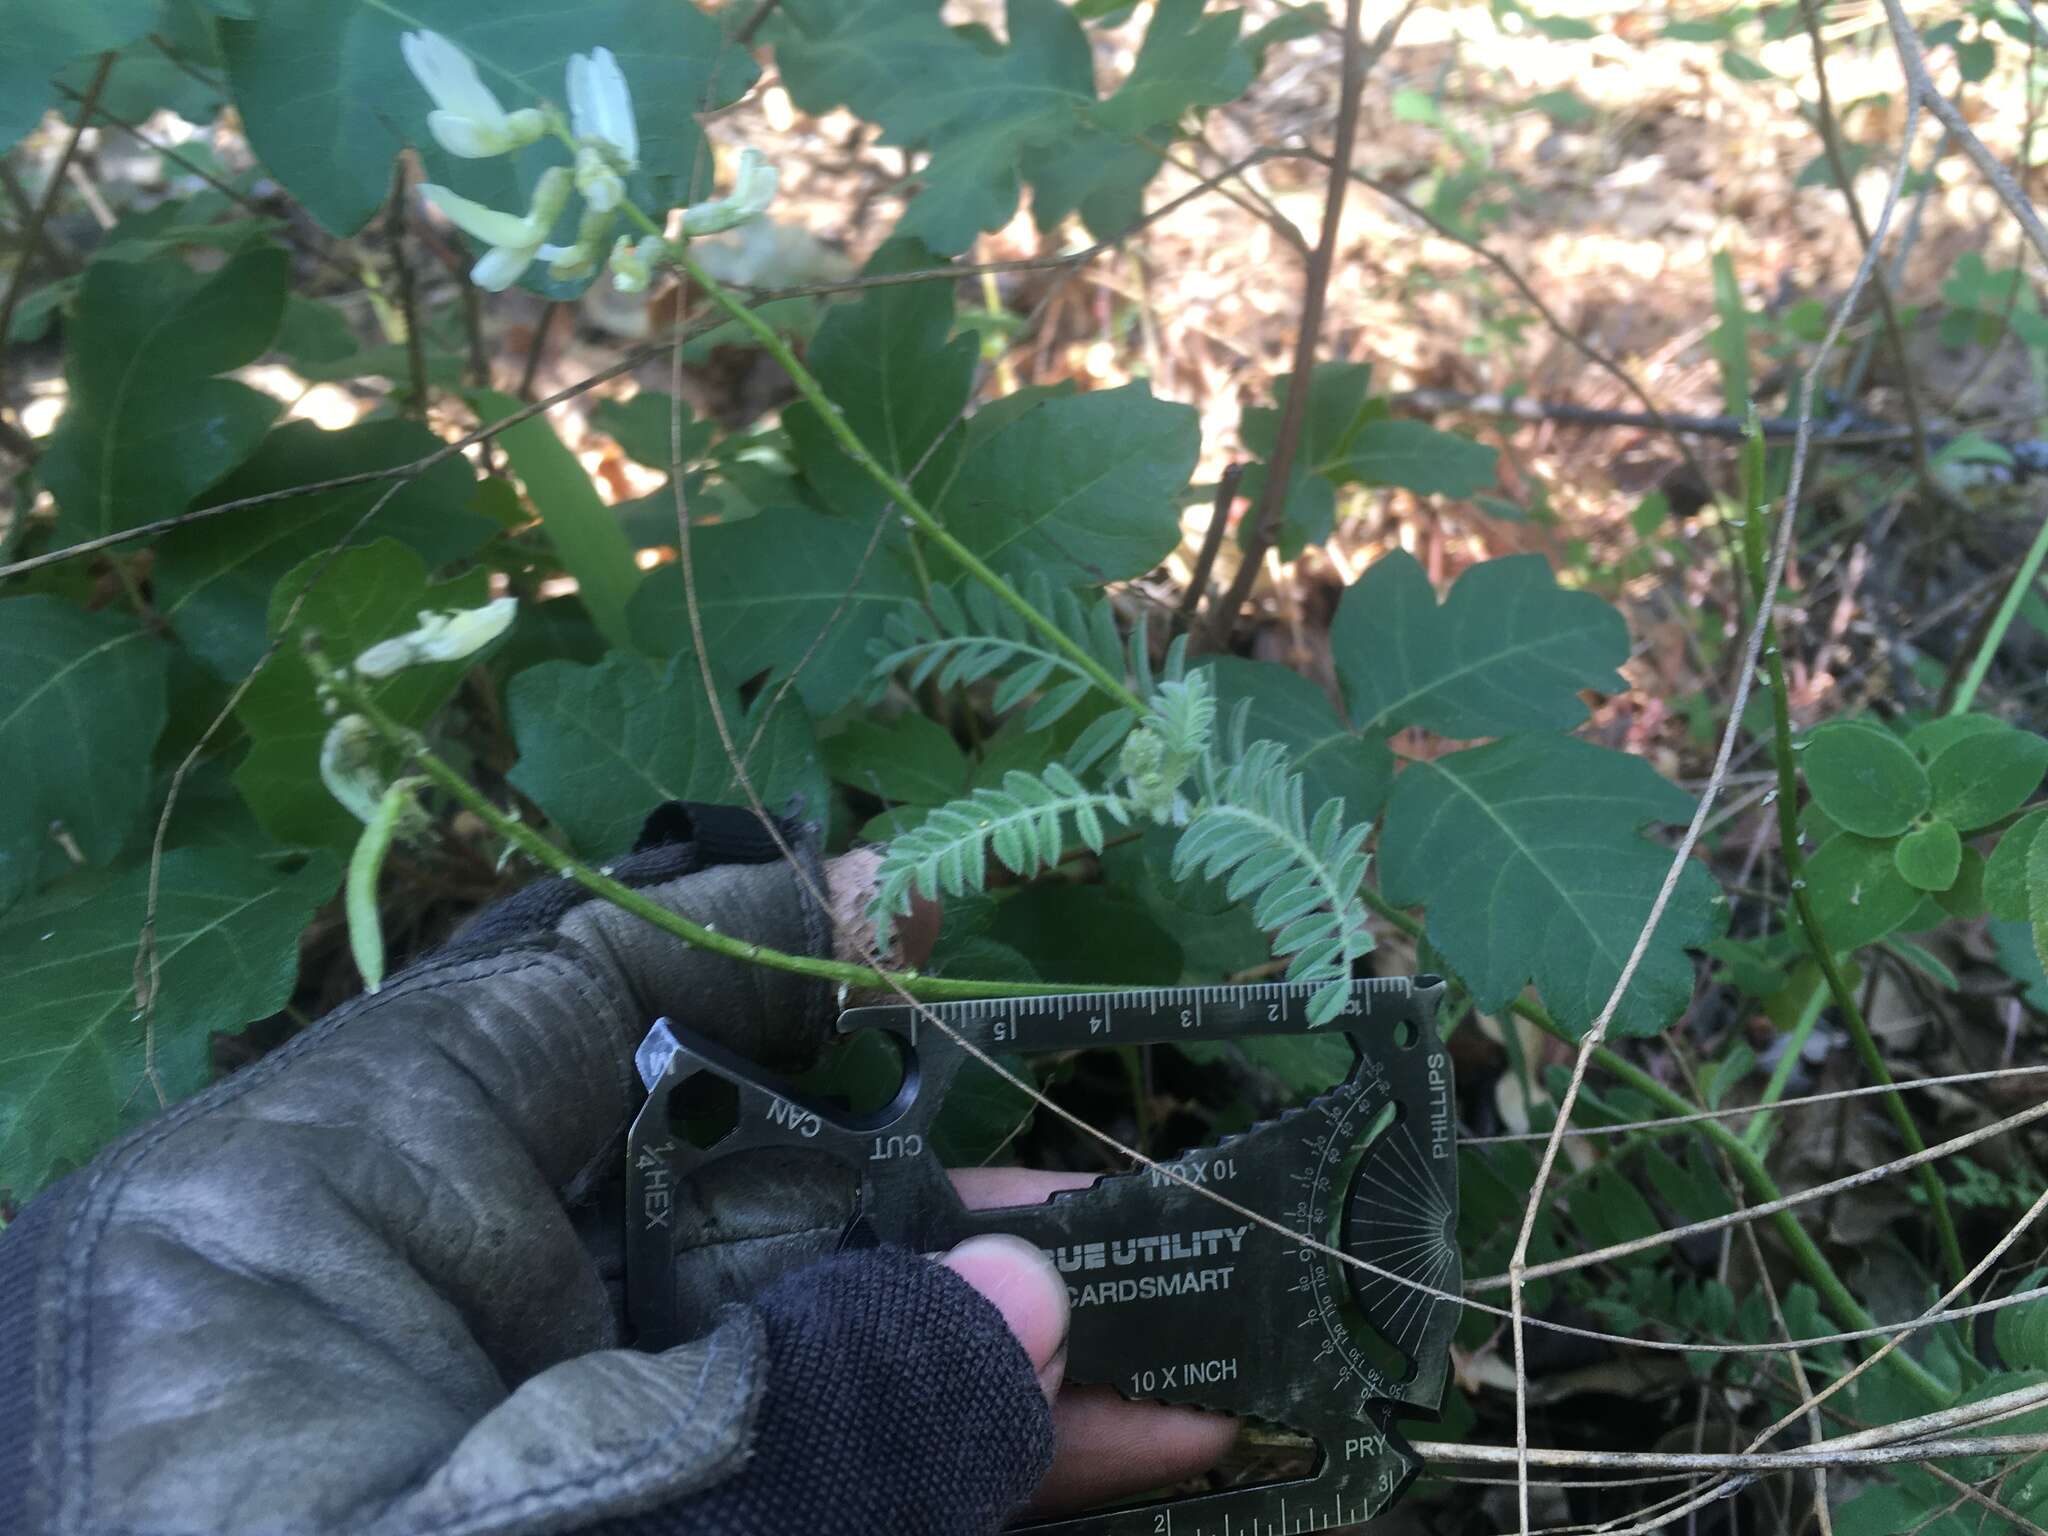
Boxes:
[1987,810,2048,922]
[1804,831,1921,952]
[1929,725,2048,832]
[1801,722,1929,837]
[1906,712,2005,762]
[1937,845,1988,919]
[1893,819,1962,892]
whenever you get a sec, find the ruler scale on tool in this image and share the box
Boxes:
[627,977,1460,1534]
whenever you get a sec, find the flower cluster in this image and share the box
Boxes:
[401,30,779,294]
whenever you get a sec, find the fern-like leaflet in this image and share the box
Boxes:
[1172,716,1375,1024]
[869,764,1133,946]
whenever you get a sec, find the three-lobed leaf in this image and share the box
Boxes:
[0,847,336,1201]
[506,651,825,857]
[1377,734,1723,1036]
[39,246,288,540]
[0,598,168,913]
[1332,550,1629,737]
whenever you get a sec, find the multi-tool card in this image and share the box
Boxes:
[628,977,1460,1534]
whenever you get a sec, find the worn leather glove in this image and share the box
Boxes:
[0,808,1067,1536]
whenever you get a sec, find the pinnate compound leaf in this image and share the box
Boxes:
[0,847,337,1201]
[1802,721,1930,837]
[507,651,825,858]
[1928,724,2048,832]
[868,768,1133,945]
[222,0,754,239]
[1209,656,1393,819]
[628,505,921,715]
[1332,551,1629,737]
[1988,810,2048,922]
[40,247,287,540]
[233,542,488,856]
[1377,735,1723,1036]
[0,599,168,913]
[933,382,1199,585]
[1894,819,1963,892]
[153,419,493,681]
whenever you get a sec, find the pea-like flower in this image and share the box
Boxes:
[609,234,667,293]
[567,47,637,212]
[420,168,572,290]
[401,30,545,159]
[679,148,780,237]
[355,597,519,677]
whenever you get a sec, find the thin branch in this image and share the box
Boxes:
[1177,463,1243,626]
[1202,0,1390,650]
[517,301,562,402]
[384,159,430,420]
[1412,1433,2048,1475]
[0,54,113,361]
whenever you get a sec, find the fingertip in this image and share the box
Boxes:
[941,1234,1071,1398]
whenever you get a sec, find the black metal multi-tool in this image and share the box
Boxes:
[627,977,1460,1534]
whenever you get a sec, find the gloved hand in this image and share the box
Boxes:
[0,806,1232,1536]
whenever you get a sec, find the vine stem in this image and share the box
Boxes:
[1948,507,2048,715]
[667,240,1148,717]
[302,644,1095,1004]
[1354,884,1948,1403]
[1736,423,1967,1291]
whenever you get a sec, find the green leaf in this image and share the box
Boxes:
[933,382,1199,585]
[476,389,639,650]
[1209,656,1392,819]
[988,883,1182,986]
[1988,810,2048,921]
[153,420,494,680]
[1338,419,1497,497]
[0,0,157,146]
[1906,711,2006,761]
[1237,363,1379,557]
[1893,819,1962,892]
[590,392,714,470]
[1090,0,1250,136]
[1331,551,1629,737]
[1936,845,1987,919]
[785,242,977,520]
[505,651,824,857]
[825,714,972,806]
[2031,826,2048,986]
[1997,1279,2048,1372]
[233,542,488,854]
[1801,721,1931,837]
[1993,918,2048,1013]
[0,598,168,912]
[39,247,288,540]
[0,847,337,1201]
[779,0,1093,253]
[1568,1168,1660,1263]
[274,294,360,367]
[1804,831,1922,952]
[1928,723,2048,832]
[628,505,922,715]
[1708,249,1750,414]
[220,0,755,240]
[1377,735,1724,1036]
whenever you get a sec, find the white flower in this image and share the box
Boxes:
[543,206,619,280]
[679,149,779,238]
[401,30,545,159]
[420,168,572,290]
[567,46,638,167]
[610,234,666,293]
[574,143,625,214]
[355,597,519,678]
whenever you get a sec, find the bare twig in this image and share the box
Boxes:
[1177,463,1244,626]
[518,301,562,401]
[1201,0,1395,650]
[385,159,430,420]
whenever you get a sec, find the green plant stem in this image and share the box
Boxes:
[1949,508,2048,715]
[1357,883,1947,1403]
[1736,428,1967,1292]
[667,241,1147,717]
[306,645,1095,1003]
[1742,970,1831,1155]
